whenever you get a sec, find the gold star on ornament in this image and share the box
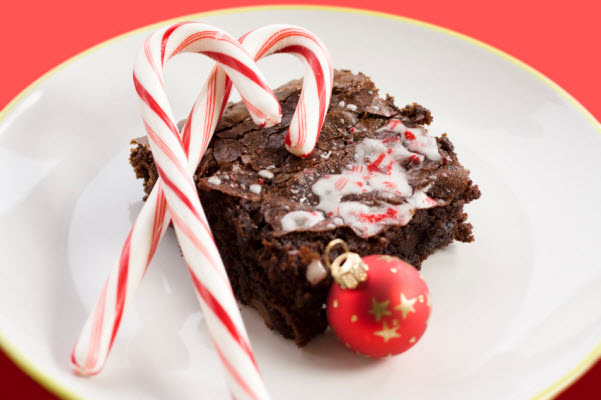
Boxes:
[374,321,401,343]
[390,268,397,273]
[378,255,398,263]
[333,299,339,308]
[368,297,392,321]
[395,293,417,319]
[351,315,358,323]
[409,337,416,343]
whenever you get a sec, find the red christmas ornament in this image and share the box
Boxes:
[325,240,431,358]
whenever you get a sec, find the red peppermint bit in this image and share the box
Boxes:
[335,177,349,189]
[382,136,401,144]
[360,207,398,223]
[408,154,421,164]
[258,178,264,184]
[386,161,394,174]
[404,131,416,140]
[328,212,334,216]
[367,153,386,172]
[387,148,393,154]
[387,120,401,130]
[348,127,357,133]
[356,181,364,187]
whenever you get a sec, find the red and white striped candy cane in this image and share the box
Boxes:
[181,24,332,175]
[71,23,332,397]
[241,25,333,157]
[71,22,282,399]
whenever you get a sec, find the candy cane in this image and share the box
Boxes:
[71,23,332,397]
[71,22,280,399]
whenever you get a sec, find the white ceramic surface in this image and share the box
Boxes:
[1,7,601,400]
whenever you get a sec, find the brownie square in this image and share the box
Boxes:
[129,70,480,345]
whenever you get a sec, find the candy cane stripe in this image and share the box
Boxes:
[133,74,179,138]
[190,272,258,367]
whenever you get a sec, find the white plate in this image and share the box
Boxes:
[1,6,601,400]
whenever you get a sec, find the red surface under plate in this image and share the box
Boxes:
[0,0,599,398]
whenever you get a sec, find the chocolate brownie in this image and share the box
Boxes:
[129,70,481,345]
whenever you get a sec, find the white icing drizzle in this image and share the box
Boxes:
[207,176,221,185]
[258,169,274,179]
[280,211,325,232]
[249,184,262,194]
[406,185,439,208]
[306,259,328,285]
[279,124,442,237]
[376,119,441,161]
[346,103,358,111]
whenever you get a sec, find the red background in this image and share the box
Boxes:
[0,0,599,398]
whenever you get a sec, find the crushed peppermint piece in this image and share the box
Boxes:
[320,151,332,159]
[281,211,324,232]
[346,104,358,111]
[308,135,442,237]
[376,119,441,161]
[249,184,262,194]
[207,176,221,185]
[266,164,276,170]
[306,259,328,285]
[338,100,345,107]
[258,169,274,179]
[406,185,438,208]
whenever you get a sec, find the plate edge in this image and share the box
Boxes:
[0,4,600,400]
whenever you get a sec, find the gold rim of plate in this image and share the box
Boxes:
[0,5,599,400]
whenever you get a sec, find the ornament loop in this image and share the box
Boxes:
[325,239,368,290]
[324,239,350,268]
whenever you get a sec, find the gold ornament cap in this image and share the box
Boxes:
[325,239,368,290]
